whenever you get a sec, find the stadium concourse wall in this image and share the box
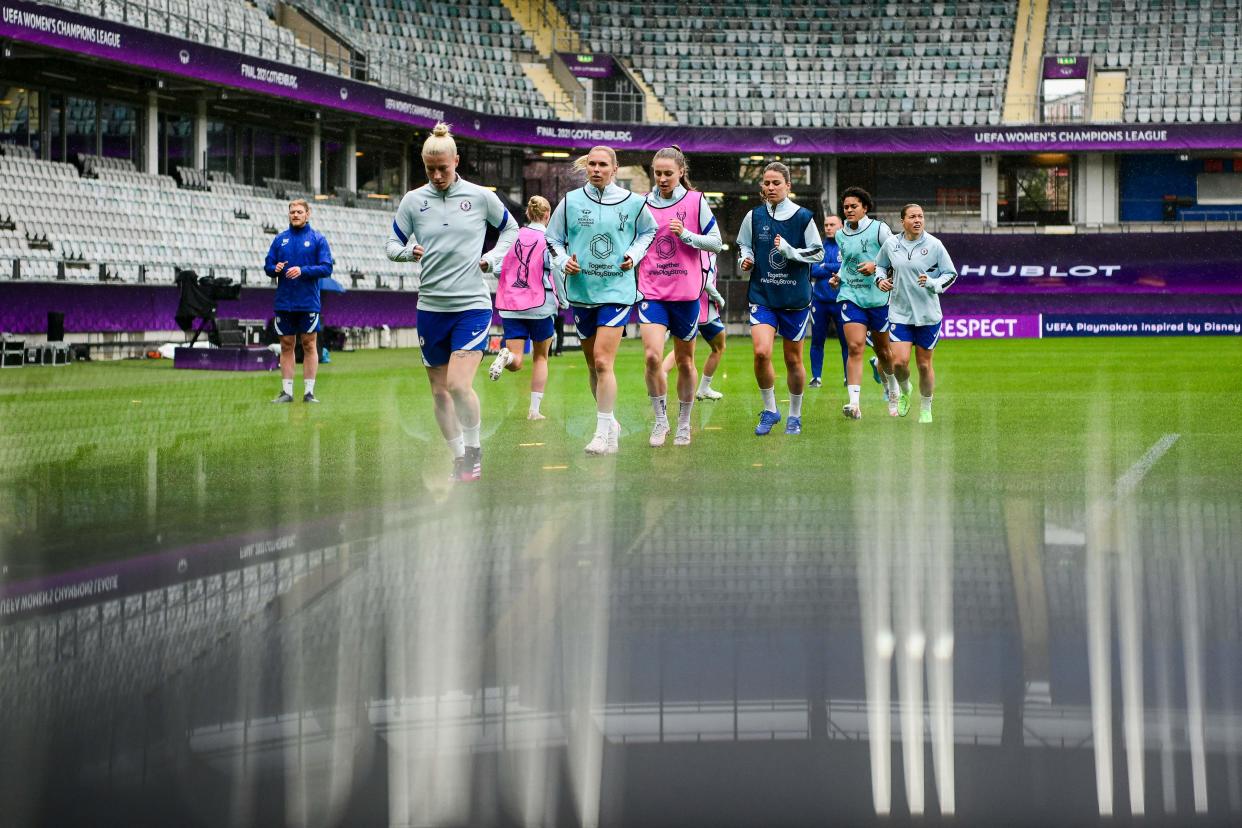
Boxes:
[5,0,1242,157]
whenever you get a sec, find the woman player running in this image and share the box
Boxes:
[638,146,723,447]
[874,203,957,423]
[833,186,900,419]
[735,161,824,436]
[545,146,657,455]
[489,195,565,420]
[385,123,517,482]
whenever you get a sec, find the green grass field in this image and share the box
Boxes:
[1,336,1239,579]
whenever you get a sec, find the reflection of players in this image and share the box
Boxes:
[545,145,657,456]
[875,204,957,423]
[735,162,823,436]
[385,123,517,482]
[489,196,566,420]
[638,146,722,447]
[264,198,334,404]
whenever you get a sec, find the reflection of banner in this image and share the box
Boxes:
[940,315,1042,339]
[5,0,1242,154]
[937,231,1242,294]
[1042,314,1242,337]
[1043,56,1090,80]
[558,52,615,79]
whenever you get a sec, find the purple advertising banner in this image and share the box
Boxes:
[936,231,1242,294]
[5,0,1242,154]
[557,52,616,79]
[0,281,421,334]
[1042,314,1242,336]
[1043,56,1091,80]
[940,314,1042,339]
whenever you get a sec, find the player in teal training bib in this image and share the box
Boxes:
[834,186,900,420]
[546,146,657,456]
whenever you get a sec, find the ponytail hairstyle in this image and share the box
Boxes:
[762,161,792,185]
[572,145,618,179]
[652,144,694,190]
[421,122,457,158]
[526,195,551,223]
[900,203,923,219]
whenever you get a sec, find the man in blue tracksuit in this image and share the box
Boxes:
[264,199,334,403]
[808,213,844,387]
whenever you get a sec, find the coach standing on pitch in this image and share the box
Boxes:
[265,198,335,403]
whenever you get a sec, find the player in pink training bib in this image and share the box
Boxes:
[489,196,565,420]
[638,146,724,447]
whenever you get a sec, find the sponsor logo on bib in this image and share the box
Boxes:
[654,235,677,260]
[590,234,614,259]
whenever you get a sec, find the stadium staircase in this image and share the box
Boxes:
[520,62,585,120]
[499,0,580,57]
[1002,0,1050,123]
[272,1,356,77]
[501,0,589,119]
[1089,70,1126,122]
[617,58,677,125]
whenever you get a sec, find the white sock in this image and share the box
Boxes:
[848,385,861,408]
[678,399,693,428]
[529,391,543,414]
[699,374,714,393]
[883,372,898,396]
[789,392,803,418]
[596,412,613,439]
[462,420,481,449]
[760,386,777,413]
[447,434,465,458]
[304,378,315,395]
[282,378,294,395]
[650,394,668,424]
[900,378,912,395]
[921,394,934,412]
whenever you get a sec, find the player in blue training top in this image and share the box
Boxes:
[736,161,824,436]
[265,198,334,403]
[385,123,518,482]
[808,213,844,388]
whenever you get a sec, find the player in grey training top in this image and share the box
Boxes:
[385,123,517,482]
[874,203,957,423]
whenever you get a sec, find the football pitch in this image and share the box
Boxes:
[1,336,1239,580]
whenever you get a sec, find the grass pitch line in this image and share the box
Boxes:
[1114,433,1180,500]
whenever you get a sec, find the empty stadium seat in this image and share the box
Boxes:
[557,0,1014,126]
[0,156,415,288]
[1043,0,1241,124]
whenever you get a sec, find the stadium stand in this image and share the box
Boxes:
[297,0,558,119]
[557,0,1016,128]
[0,147,412,287]
[42,0,559,120]
[1044,0,1242,124]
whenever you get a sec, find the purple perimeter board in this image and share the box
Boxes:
[1,230,1240,333]
[5,0,1242,154]
[0,282,420,333]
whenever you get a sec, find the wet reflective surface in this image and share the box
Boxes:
[3,343,1241,826]
[4,487,1241,827]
